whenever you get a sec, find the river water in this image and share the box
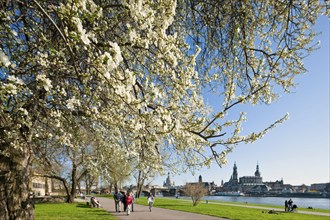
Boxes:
[202,196,330,210]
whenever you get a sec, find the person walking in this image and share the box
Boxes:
[284,200,288,212]
[114,190,122,212]
[126,192,133,215]
[288,199,293,212]
[148,193,155,212]
[122,191,127,212]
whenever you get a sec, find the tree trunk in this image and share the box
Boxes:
[0,142,34,220]
[136,171,145,198]
[68,163,77,203]
[37,174,70,202]
[44,178,49,196]
[85,175,91,195]
[109,183,113,193]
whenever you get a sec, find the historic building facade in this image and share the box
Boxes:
[163,172,174,187]
[221,163,267,193]
[222,162,239,192]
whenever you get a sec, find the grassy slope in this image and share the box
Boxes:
[34,202,116,220]
[135,197,330,220]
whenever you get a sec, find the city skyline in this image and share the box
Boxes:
[144,15,329,188]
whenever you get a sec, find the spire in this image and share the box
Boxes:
[232,162,238,180]
[199,175,202,183]
[255,162,261,177]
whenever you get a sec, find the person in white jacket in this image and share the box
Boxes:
[147,193,154,212]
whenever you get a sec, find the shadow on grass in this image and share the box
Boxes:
[76,203,90,209]
[75,203,115,218]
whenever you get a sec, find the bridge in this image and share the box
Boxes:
[141,187,184,197]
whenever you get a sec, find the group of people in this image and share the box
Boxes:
[284,198,297,212]
[89,190,155,215]
[114,190,135,215]
[113,191,155,215]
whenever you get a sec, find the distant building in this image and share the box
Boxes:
[264,179,285,193]
[250,185,270,193]
[221,163,268,193]
[222,162,239,192]
[163,172,174,187]
[198,175,216,194]
[292,184,309,193]
[183,175,216,195]
[30,174,52,196]
[310,183,329,192]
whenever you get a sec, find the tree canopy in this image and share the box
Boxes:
[0,0,327,218]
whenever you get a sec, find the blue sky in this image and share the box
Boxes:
[148,15,329,187]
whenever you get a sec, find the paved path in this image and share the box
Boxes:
[95,197,226,220]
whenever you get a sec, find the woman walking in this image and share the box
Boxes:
[126,192,133,215]
[148,193,154,212]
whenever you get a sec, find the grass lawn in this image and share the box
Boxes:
[135,197,330,220]
[35,202,116,220]
[207,199,330,214]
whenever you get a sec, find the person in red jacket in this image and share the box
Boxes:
[126,192,133,215]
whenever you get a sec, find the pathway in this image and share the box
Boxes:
[95,197,226,220]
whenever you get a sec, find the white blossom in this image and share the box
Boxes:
[36,74,53,91]
[66,96,81,110]
[0,50,11,67]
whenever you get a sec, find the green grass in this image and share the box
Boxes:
[135,197,330,220]
[35,202,116,220]
[207,200,330,214]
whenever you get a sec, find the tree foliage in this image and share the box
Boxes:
[0,0,327,219]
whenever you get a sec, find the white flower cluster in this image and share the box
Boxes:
[0,50,11,67]
[72,17,91,45]
[99,42,124,78]
[36,74,52,92]
[66,96,81,110]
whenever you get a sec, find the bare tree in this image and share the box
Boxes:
[182,182,208,206]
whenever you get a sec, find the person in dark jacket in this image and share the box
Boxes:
[114,190,122,212]
[122,191,127,212]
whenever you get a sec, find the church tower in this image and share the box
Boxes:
[163,172,173,187]
[254,162,261,177]
[199,175,203,183]
[232,162,238,181]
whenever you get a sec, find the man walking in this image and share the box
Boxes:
[114,190,122,212]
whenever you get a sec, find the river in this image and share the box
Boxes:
[202,196,330,210]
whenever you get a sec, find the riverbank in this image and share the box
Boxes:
[243,192,330,199]
[202,195,330,210]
